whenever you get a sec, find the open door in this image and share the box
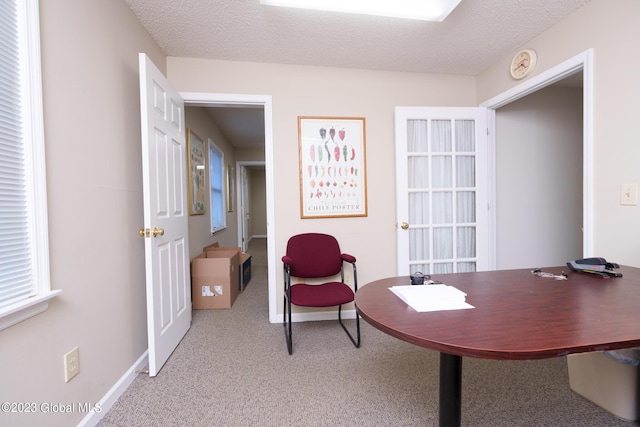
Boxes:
[138,53,191,376]
[395,107,489,276]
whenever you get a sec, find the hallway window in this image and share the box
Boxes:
[209,140,226,233]
[0,0,59,330]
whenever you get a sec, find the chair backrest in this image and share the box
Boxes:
[285,233,342,278]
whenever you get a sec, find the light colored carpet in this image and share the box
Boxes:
[98,238,638,426]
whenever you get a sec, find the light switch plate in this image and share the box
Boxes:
[620,183,638,206]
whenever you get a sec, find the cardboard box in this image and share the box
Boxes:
[204,244,251,292]
[191,250,239,309]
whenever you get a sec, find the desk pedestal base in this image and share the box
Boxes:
[440,353,462,427]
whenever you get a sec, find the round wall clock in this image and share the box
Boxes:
[510,49,537,80]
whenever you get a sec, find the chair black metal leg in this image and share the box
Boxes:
[284,293,293,355]
[338,305,361,348]
[286,300,360,354]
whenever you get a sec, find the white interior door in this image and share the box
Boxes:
[139,53,191,376]
[395,107,489,276]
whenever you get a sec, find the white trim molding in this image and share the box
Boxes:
[480,49,594,260]
[77,351,149,427]
[0,291,61,331]
[180,92,278,323]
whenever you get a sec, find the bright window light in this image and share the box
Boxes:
[260,0,462,21]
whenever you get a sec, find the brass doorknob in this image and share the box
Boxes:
[152,227,164,237]
[139,228,149,237]
[400,222,409,230]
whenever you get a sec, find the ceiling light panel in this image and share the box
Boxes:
[260,0,462,21]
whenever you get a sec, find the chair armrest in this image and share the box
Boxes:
[282,255,293,266]
[282,256,292,291]
[341,253,356,263]
[341,253,358,291]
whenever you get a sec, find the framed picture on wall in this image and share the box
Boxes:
[187,129,206,215]
[298,116,368,218]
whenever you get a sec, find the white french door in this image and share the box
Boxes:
[139,53,191,376]
[395,107,489,276]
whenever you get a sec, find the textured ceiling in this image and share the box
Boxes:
[125,0,592,147]
[126,0,592,75]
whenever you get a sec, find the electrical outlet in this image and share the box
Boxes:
[64,347,80,382]
[620,183,638,206]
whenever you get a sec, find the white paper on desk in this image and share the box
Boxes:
[389,284,475,312]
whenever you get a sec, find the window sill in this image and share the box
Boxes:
[211,226,228,235]
[0,290,62,331]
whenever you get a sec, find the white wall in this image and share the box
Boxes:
[0,1,165,426]
[2,1,638,426]
[496,86,583,269]
[478,0,640,266]
[167,58,478,313]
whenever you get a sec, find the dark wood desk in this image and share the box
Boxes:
[354,266,640,426]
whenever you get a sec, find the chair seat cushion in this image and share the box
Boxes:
[289,282,355,307]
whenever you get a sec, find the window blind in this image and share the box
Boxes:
[0,0,35,308]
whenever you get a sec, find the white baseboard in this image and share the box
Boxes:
[77,351,149,427]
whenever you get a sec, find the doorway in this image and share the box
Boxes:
[236,162,266,252]
[481,49,593,268]
[181,92,278,323]
[494,82,583,269]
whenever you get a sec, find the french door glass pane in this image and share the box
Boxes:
[457,227,476,258]
[432,192,452,224]
[456,156,475,187]
[409,228,430,261]
[455,120,475,151]
[408,192,429,223]
[432,120,452,151]
[432,156,452,188]
[457,262,476,272]
[433,263,454,274]
[456,191,476,222]
[407,120,428,151]
[433,228,453,259]
[408,156,429,187]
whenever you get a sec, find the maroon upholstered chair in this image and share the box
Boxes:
[282,233,361,354]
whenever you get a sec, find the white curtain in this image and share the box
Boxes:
[407,119,477,274]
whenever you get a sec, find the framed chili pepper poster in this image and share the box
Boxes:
[298,116,368,219]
